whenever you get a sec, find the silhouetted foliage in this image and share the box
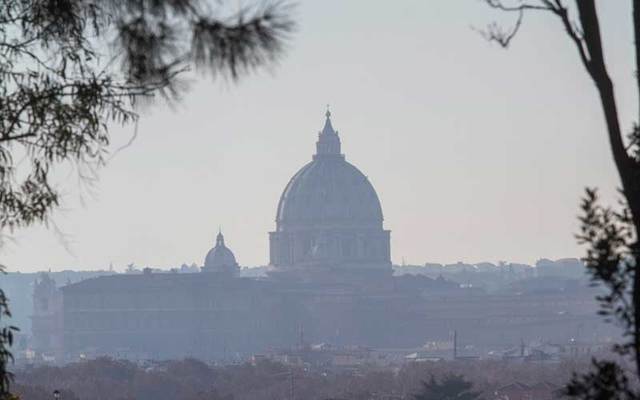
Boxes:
[0,268,16,400]
[412,374,481,400]
[0,0,294,233]
[482,1,640,399]
[0,0,294,396]
[577,189,637,347]
[564,359,635,400]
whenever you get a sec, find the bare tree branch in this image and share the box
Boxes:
[480,0,554,47]
[485,0,551,12]
[634,1,640,119]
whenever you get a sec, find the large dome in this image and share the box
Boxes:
[269,110,391,274]
[276,158,383,229]
[276,110,383,230]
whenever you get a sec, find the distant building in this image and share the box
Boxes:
[31,273,63,360]
[266,343,379,369]
[40,110,616,362]
[494,382,559,400]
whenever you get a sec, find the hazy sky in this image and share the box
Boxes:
[4,1,636,272]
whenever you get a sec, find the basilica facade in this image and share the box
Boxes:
[45,111,611,361]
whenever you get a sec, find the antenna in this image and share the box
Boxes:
[290,367,295,400]
[453,330,458,360]
[298,324,305,347]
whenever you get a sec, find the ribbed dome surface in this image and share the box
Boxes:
[276,156,383,228]
[204,246,237,269]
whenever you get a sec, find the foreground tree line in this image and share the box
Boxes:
[12,356,598,400]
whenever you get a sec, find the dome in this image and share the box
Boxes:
[276,159,383,229]
[275,110,383,230]
[203,231,239,274]
[269,109,391,273]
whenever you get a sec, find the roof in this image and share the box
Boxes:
[275,112,384,230]
[61,272,256,294]
[203,231,239,273]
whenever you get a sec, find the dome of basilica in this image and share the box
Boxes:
[276,111,383,230]
[269,110,391,273]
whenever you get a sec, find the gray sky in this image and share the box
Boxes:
[4,1,635,272]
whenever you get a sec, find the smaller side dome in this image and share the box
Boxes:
[202,231,239,275]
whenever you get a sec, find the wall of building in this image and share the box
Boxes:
[54,272,617,362]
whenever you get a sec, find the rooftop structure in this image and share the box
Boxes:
[203,230,239,275]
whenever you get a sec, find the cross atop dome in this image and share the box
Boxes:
[322,107,336,136]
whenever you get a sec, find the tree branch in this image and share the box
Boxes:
[480,0,555,47]
[575,2,633,185]
[485,0,551,12]
[634,1,640,119]
[0,132,36,143]
[548,3,592,74]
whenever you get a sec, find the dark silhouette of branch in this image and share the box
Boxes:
[479,0,553,47]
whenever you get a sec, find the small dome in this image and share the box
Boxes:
[203,231,239,274]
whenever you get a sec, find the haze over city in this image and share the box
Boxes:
[3,1,632,272]
[6,0,640,399]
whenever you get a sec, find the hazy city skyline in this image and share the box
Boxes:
[4,1,632,272]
